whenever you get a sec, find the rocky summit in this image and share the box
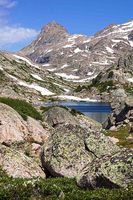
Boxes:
[21,20,133,82]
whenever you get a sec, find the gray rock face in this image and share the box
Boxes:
[77,148,133,188]
[103,96,133,129]
[85,131,120,158]
[41,107,121,179]
[41,124,94,178]
[43,106,78,127]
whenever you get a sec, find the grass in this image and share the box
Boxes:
[0,168,133,200]
[0,97,42,121]
[74,80,115,93]
[104,125,133,148]
[124,85,133,95]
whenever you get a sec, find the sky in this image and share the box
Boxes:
[0,0,133,52]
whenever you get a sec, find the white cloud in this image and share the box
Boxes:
[0,25,38,47]
[0,0,39,50]
[0,0,17,9]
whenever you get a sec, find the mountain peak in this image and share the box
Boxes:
[30,21,69,47]
[40,21,68,35]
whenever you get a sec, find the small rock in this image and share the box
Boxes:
[109,126,117,131]
[124,119,129,124]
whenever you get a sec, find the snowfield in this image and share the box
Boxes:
[13,54,40,69]
[18,81,54,96]
[56,95,98,102]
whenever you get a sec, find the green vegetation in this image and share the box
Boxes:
[104,125,133,148]
[0,97,42,121]
[74,71,116,93]
[108,71,114,79]
[124,85,133,95]
[10,60,18,65]
[75,80,115,93]
[74,85,84,92]
[94,80,115,93]
[0,70,7,84]
[0,168,133,200]
[92,73,102,85]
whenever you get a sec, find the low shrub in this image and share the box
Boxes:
[0,97,42,121]
[0,169,133,200]
[108,71,114,79]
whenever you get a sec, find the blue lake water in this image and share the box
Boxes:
[44,101,112,124]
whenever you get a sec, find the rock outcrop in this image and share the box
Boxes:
[0,144,45,178]
[43,106,102,132]
[103,96,133,129]
[41,107,121,181]
[41,124,94,177]
[0,102,49,178]
[77,148,133,188]
[0,103,28,145]
[85,131,120,158]
[43,106,78,127]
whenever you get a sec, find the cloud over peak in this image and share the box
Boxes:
[0,0,38,51]
[0,26,38,46]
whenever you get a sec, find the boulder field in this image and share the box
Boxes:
[0,103,132,188]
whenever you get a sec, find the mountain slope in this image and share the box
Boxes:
[0,51,74,102]
[21,20,133,82]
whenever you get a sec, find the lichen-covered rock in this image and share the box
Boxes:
[77,148,133,188]
[76,114,102,132]
[43,106,78,127]
[85,131,120,158]
[41,124,94,178]
[0,144,45,178]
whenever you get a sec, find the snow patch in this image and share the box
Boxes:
[129,41,133,47]
[31,74,43,81]
[72,75,97,82]
[72,69,78,72]
[74,48,82,53]
[8,74,18,80]
[47,68,57,72]
[127,78,133,83]
[42,63,50,67]
[45,49,53,53]
[60,64,69,69]
[55,73,80,79]
[83,38,91,43]
[13,54,40,69]
[0,65,3,71]
[91,60,109,65]
[105,47,114,53]
[63,43,75,48]
[18,81,54,95]
[56,95,98,102]
[87,72,94,76]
